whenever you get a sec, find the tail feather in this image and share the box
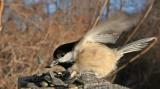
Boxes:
[117,37,156,56]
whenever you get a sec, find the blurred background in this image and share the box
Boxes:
[0,0,159,89]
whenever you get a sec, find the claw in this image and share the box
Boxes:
[70,71,78,79]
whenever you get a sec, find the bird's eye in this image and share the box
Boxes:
[56,51,66,59]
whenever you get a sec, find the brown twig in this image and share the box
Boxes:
[106,0,110,17]
[124,0,155,44]
[109,0,156,82]
[110,0,157,83]
[0,0,4,31]
[91,0,109,29]
[89,0,100,29]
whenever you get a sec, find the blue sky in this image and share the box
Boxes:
[3,0,149,19]
[18,0,148,15]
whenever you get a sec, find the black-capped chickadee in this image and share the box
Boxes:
[50,14,156,80]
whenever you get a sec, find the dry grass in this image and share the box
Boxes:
[0,1,94,88]
[0,0,159,89]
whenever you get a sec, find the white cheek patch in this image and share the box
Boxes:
[58,51,73,63]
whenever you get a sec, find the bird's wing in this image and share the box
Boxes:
[116,37,157,60]
[83,14,140,44]
[93,33,121,44]
[74,14,141,53]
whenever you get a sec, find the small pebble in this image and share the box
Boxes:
[27,83,39,88]
[40,81,48,87]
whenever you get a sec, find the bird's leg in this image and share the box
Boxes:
[76,71,99,84]
[68,71,111,89]
[67,71,98,84]
[65,71,79,84]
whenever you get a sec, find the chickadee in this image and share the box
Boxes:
[50,14,156,80]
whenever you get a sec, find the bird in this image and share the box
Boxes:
[50,13,156,80]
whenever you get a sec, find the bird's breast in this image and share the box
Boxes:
[71,42,118,78]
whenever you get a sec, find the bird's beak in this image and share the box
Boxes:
[47,60,59,68]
